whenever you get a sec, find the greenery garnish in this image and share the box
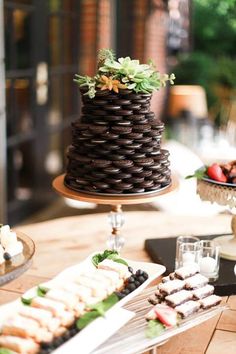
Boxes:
[74,48,175,98]
[185,167,207,180]
[21,296,33,305]
[145,319,165,338]
[76,293,119,330]
[37,285,49,297]
[0,349,15,354]
[92,249,128,267]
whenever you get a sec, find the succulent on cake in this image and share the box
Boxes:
[74,49,175,98]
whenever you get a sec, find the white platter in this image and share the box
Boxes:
[0,252,166,354]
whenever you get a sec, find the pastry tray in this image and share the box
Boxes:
[93,286,227,354]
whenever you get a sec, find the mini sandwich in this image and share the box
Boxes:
[31,297,74,327]
[74,275,108,299]
[18,305,61,333]
[83,271,116,294]
[1,315,53,344]
[45,289,78,311]
[97,259,131,280]
[0,335,39,354]
[58,282,93,301]
[96,269,123,289]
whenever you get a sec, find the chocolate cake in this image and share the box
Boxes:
[64,49,175,195]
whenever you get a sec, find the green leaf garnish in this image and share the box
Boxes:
[145,320,165,338]
[92,250,118,267]
[21,296,33,305]
[185,167,207,180]
[76,293,119,330]
[0,349,15,354]
[107,255,128,266]
[76,310,101,330]
[37,285,49,297]
[92,250,128,267]
[88,293,119,316]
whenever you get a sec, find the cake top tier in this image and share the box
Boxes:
[74,49,175,99]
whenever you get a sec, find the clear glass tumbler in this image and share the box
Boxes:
[175,235,200,269]
[199,240,220,282]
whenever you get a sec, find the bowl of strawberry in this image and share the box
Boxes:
[187,160,236,187]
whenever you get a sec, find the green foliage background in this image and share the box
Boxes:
[174,0,236,120]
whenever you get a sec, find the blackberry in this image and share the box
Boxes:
[127,283,136,291]
[41,342,52,350]
[136,269,144,276]
[122,288,130,295]
[143,271,149,279]
[115,291,125,299]
[138,276,145,283]
[134,280,141,287]
[62,330,71,341]
[53,336,64,348]
[128,276,135,283]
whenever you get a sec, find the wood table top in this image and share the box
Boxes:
[1,211,235,354]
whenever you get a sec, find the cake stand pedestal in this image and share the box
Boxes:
[197,179,236,260]
[53,174,178,251]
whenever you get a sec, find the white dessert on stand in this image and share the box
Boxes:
[0,224,24,264]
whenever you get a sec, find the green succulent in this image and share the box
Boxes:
[74,49,175,97]
[73,74,96,98]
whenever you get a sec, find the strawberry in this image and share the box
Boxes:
[207,163,227,183]
[153,304,178,327]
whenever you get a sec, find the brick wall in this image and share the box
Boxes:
[144,1,168,118]
[131,0,168,118]
[78,0,169,117]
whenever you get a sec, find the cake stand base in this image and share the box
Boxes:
[53,174,178,251]
[197,179,236,261]
[214,236,236,261]
[214,215,236,261]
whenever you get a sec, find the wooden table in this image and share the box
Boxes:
[1,211,235,354]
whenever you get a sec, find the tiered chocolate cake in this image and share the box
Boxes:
[64,50,175,195]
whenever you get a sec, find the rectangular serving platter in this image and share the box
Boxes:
[93,286,228,354]
[0,252,166,354]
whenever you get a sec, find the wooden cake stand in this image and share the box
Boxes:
[53,174,178,251]
[197,179,236,260]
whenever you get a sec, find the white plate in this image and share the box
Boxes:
[0,252,166,353]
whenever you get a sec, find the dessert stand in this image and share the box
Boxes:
[0,232,35,286]
[53,174,178,251]
[197,179,236,260]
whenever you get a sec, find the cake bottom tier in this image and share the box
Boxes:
[64,157,171,195]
